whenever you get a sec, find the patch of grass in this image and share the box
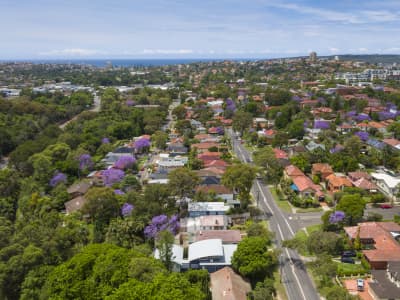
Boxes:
[296,207,323,213]
[306,224,322,234]
[336,262,368,276]
[273,270,288,300]
[270,187,293,213]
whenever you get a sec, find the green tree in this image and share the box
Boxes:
[156,230,174,271]
[232,111,253,135]
[306,230,343,256]
[168,168,200,201]
[221,164,256,208]
[336,194,365,226]
[82,187,120,242]
[151,131,169,150]
[287,119,305,139]
[253,147,282,185]
[250,277,276,300]
[231,237,277,285]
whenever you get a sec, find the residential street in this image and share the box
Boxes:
[228,128,321,300]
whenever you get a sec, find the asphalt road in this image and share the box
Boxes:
[59,94,101,129]
[228,129,320,300]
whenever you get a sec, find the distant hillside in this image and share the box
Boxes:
[322,54,400,64]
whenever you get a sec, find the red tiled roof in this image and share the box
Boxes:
[273,148,288,159]
[292,175,320,192]
[312,163,333,174]
[191,142,220,149]
[210,267,251,300]
[195,230,242,243]
[383,138,400,147]
[285,165,304,177]
[326,174,353,188]
[204,159,229,168]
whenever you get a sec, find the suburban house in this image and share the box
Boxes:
[344,222,400,269]
[188,202,230,217]
[195,185,237,206]
[210,267,251,300]
[191,142,221,153]
[67,181,91,198]
[180,215,228,233]
[195,230,242,244]
[155,153,187,171]
[155,239,237,272]
[306,141,326,152]
[166,143,188,155]
[371,172,400,203]
[369,261,400,300]
[291,175,324,200]
[326,174,353,193]
[284,165,304,180]
[312,163,334,181]
[64,196,88,215]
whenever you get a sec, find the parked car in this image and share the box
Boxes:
[357,279,364,291]
[380,203,393,209]
[341,257,355,264]
[342,250,357,257]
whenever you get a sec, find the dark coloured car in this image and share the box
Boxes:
[341,257,355,264]
[342,250,357,257]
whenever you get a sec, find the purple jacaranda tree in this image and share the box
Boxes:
[78,154,94,170]
[292,95,302,102]
[378,111,396,121]
[101,137,110,144]
[355,114,371,122]
[126,99,135,106]
[114,155,136,170]
[303,121,309,129]
[144,214,180,239]
[355,131,369,142]
[314,120,330,129]
[346,110,357,118]
[216,126,225,135]
[134,138,151,151]
[329,211,345,223]
[49,171,67,187]
[121,202,134,217]
[330,145,344,154]
[317,97,326,105]
[102,168,125,186]
[114,189,125,195]
[225,98,236,111]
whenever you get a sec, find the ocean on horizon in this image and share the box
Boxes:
[0,58,260,67]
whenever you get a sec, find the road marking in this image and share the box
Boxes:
[285,248,308,300]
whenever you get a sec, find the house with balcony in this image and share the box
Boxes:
[371,171,400,203]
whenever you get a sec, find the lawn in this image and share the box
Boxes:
[270,187,293,213]
[336,262,368,276]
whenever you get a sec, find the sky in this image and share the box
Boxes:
[1,0,400,59]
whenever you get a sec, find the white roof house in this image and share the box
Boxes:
[371,173,400,189]
[188,202,230,217]
[154,238,237,272]
[371,172,400,203]
[189,239,224,262]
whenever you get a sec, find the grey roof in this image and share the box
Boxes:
[370,269,400,299]
[306,141,326,151]
[188,202,230,213]
[189,239,224,262]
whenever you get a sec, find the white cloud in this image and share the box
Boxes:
[142,49,194,55]
[358,47,369,52]
[329,47,340,53]
[39,48,105,56]
[362,10,398,22]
